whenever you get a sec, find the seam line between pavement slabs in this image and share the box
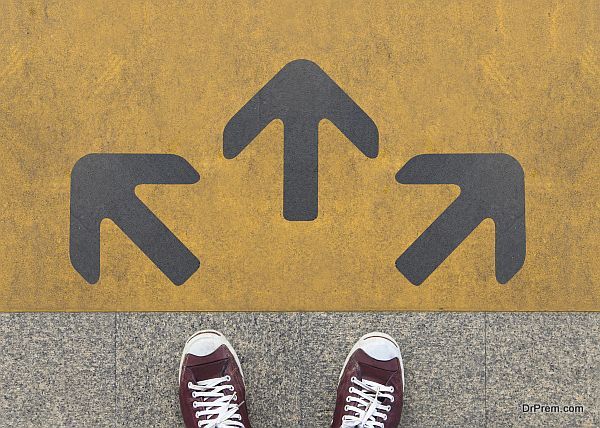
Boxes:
[484,312,488,428]
[114,313,118,428]
[299,312,305,428]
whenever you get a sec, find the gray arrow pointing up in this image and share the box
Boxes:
[224,59,379,221]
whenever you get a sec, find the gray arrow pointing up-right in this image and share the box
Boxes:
[396,153,526,285]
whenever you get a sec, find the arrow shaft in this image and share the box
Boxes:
[396,197,482,285]
[111,198,199,286]
[283,118,319,221]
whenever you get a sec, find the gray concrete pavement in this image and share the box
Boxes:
[0,313,597,427]
[486,313,599,427]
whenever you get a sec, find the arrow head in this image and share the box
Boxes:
[223,59,378,158]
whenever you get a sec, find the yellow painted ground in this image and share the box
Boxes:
[0,0,598,311]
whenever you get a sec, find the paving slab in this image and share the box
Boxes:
[298,313,486,427]
[115,313,303,427]
[0,313,116,428]
[486,313,599,427]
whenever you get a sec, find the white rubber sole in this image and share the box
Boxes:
[178,329,244,385]
[338,332,405,390]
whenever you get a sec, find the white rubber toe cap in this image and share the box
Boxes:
[358,333,401,361]
[179,330,245,384]
[338,332,404,389]
[186,330,227,357]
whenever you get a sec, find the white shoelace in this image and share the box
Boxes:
[188,376,245,428]
[341,376,394,428]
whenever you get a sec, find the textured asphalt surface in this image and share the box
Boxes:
[0,313,598,427]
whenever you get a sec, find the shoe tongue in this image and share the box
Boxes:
[188,358,229,382]
[188,358,234,422]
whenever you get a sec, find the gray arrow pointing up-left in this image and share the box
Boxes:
[70,154,200,285]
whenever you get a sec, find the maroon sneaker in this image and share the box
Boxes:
[331,332,405,428]
[178,330,251,428]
